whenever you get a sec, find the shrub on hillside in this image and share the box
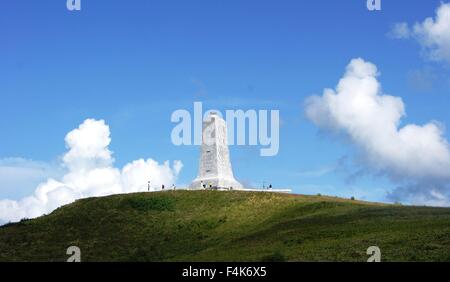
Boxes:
[124,196,175,212]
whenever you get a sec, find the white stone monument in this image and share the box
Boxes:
[190,112,243,190]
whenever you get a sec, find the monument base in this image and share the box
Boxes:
[189,177,243,190]
[187,185,292,193]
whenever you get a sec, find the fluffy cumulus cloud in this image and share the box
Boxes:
[0,119,182,222]
[389,2,450,63]
[305,58,450,206]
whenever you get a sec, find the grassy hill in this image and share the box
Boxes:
[1,190,450,262]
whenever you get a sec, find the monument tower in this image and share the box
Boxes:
[190,112,243,189]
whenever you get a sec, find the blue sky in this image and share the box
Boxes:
[1,0,450,207]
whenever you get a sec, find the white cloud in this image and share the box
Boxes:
[390,2,450,63]
[121,159,182,193]
[389,22,411,39]
[387,183,450,207]
[0,119,182,222]
[63,119,114,171]
[305,58,450,206]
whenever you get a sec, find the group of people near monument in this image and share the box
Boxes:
[147,181,176,192]
[145,180,275,191]
[197,181,273,190]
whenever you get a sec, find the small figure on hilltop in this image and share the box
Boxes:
[172,184,176,190]
[162,184,165,190]
[147,181,151,192]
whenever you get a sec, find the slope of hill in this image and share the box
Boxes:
[0,190,450,262]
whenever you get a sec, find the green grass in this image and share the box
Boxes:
[1,190,450,262]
